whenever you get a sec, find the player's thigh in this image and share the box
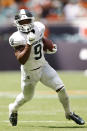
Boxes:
[21,77,36,99]
[40,64,64,91]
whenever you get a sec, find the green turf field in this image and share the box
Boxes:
[0,71,87,131]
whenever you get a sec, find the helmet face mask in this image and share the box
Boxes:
[14,9,34,33]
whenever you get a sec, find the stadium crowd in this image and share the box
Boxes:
[0,0,87,26]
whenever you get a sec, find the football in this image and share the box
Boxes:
[42,37,54,52]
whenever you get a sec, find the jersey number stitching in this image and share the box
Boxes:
[34,44,42,60]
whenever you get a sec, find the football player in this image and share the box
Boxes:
[9,9,85,126]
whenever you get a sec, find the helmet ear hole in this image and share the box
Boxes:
[15,14,21,20]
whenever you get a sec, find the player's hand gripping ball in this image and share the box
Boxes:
[27,32,36,42]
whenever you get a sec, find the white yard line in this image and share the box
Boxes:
[0,120,76,123]
[0,120,87,124]
[0,91,87,99]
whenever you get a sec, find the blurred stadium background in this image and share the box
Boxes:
[0,0,87,70]
[0,0,87,130]
[1,0,87,70]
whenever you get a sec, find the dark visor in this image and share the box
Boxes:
[18,19,32,25]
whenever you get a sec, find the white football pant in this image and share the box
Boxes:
[9,63,71,116]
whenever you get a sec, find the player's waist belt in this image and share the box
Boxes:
[30,66,41,71]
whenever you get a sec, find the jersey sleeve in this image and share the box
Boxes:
[38,22,45,37]
[34,21,45,39]
[9,32,26,47]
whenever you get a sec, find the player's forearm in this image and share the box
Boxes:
[16,44,31,65]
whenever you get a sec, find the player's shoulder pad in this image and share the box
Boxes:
[34,21,45,36]
[9,31,26,47]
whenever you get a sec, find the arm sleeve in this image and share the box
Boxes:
[9,32,26,47]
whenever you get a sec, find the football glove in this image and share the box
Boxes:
[52,44,57,53]
[46,44,57,54]
[26,32,36,45]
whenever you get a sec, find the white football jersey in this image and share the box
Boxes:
[9,21,47,72]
